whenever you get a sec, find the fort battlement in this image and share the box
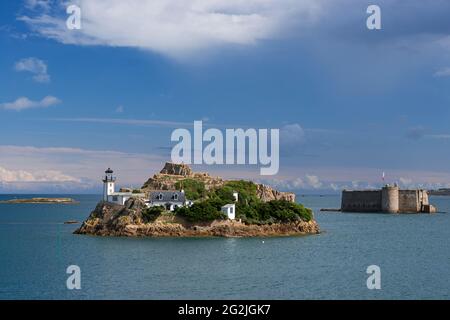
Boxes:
[341,185,436,214]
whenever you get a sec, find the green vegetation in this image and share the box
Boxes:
[132,189,142,194]
[142,206,164,223]
[175,179,206,200]
[215,180,260,206]
[173,179,313,224]
[175,200,227,222]
[255,200,313,223]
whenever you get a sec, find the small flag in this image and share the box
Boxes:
[382,172,385,182]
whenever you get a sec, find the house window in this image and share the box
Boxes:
[158,193,163,201]
[230,207,234,214]
[112,196,118,202]
[173,193,178,201]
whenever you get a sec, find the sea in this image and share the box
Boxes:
[0,194,448,300]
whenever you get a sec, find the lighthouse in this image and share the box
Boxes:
[102,168,116,202]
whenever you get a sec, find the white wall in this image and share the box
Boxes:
[222,204,235,220]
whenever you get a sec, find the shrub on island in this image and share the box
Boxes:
[254,200,313,223]
[173,179,313,224]
[175,179,206,200]
[216,181,312,222]
[175,200,227,222]
[220,180,260,206]
[142,206,165,223]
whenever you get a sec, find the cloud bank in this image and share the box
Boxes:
[0,144,166,192]
[0,166,79,183]
[19,0,322,59]
[0,96,60,111]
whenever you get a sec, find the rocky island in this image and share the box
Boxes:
[75,163,320,238]
[0,197,77,204]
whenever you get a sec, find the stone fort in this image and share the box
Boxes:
[341,185,436,213]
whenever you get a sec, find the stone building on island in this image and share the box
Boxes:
[102,166,238,218]
[341,184,436,214]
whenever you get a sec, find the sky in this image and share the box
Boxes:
[2,0,450,193]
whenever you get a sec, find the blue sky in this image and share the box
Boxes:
[2,0,450,193]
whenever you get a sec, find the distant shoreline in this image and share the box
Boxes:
[429,190,450,196]
[0,197,78,204]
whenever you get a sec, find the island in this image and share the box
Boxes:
[0,197,78,204]
[75,163,320,238]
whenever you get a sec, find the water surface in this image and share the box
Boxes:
[0,194,448,299]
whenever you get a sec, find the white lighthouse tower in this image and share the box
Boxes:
[102,168,116,202]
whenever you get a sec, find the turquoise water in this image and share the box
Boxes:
[0,194,448,300]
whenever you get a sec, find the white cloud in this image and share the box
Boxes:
[0,165,79,183]
[434,67,450,77]
[263,177,305,190]
[15,57,50,83]
[281,123,305,145]
[25,0,52,11]
[20,0,323,59]
[260,174,325,190]
[305,174,322,189]
[0,96,61,111]
[258,164,450,192]
[399,177,413,187]
[115,105,124,113]
[330,183,339,191]
[0,145,166,191]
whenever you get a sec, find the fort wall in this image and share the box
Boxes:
[341,186,433,213]
[398,190,420,213]
[341,190,382,212]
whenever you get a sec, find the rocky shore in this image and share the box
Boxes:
[75,198,320,238]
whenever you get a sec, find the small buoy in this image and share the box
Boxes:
[262,241,265,244]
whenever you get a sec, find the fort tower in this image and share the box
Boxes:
[381,184,399,213]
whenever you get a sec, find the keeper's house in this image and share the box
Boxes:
[147,191,189,211]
